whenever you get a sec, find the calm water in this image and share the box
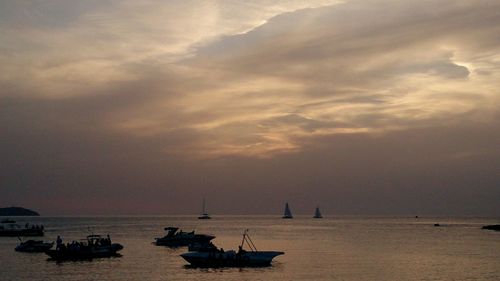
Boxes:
[1,216,499,281]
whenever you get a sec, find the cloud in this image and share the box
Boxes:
[0,0,499,215]
[0,0,341,98]
[149,0,499,157]
[2,0,499,159]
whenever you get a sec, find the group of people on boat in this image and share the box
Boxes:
[44,234,124,260]
[8,223,284,267]
[0,220,45,236]
[55,235,111,251]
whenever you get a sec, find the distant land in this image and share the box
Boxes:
[0,207,40,216]
[482,224,500,231]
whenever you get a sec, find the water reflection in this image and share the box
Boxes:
[0,216,498,281]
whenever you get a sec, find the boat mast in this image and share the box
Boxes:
[240,229,258,252]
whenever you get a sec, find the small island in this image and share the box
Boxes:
[482,224,500,231]
[0,207,40,216]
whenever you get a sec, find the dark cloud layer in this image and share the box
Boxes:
[0,0,499,215]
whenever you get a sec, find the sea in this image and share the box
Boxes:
[1,216,499,281]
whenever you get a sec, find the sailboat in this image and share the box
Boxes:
[198,198,211,219]
[282,202,293,219]
[313,206,323,218]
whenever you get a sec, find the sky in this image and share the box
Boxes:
[1,0,499,216]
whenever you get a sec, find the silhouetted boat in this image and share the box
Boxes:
[0,220,44,237]
[15,239,53,252]
[198,198,211,219]
[188,241,218,252]
[313,207,323,218]
[482,224,500,231]
[282,202,293,219]
[180,230,284,267]
[45,234,123,261]
[154,227,215,247]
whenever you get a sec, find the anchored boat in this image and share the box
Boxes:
[0,220,44,237]
[180,230,284,267]
[15,239,53,252]
[198,198,211,219]
[282,202,293,219]
[45,234,123,261]
[313,206,323,218]
[154,227,215,247]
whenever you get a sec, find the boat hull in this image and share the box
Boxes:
[181,251,284,267]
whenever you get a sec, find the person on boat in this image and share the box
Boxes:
[56,236,63,250]
[237,245,247,255]
[68,241,80,252]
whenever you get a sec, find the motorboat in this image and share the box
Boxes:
[180,230,284,267]
[0,220,44,237]
[282,202,293,219]
[15,239,53,252]
[45,234,123,261]
[154,227,215,247]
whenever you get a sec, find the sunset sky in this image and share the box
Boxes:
[1,0,499,216]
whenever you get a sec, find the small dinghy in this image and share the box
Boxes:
[181,230,284,267]
[15,239,53,252]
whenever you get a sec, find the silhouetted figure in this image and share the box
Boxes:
[56,236,63,250]
[238,245,246,254]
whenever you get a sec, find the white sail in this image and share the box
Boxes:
[283,202,293,219]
